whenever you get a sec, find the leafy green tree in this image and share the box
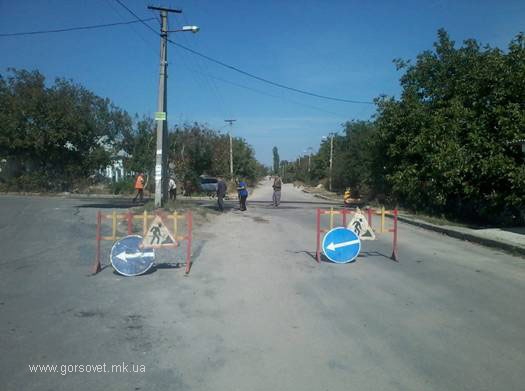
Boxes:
[373,30,525,224]
[331,121,376,197]
[119,116,155,184]
[232,137,258,181]
[0,69,129,191]
[309,139,330,185]
[167,122,264,193]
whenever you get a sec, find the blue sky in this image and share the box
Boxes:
[1,0,524,165]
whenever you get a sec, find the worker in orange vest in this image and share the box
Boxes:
[132,172,145,203]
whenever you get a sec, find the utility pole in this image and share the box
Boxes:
[329,134,334,192]
[307,146,313,173]
[224,119,236,179]
[149,6,181,208]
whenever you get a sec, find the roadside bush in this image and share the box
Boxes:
[109,178,135,195]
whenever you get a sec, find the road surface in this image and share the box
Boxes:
[0,180,524,391]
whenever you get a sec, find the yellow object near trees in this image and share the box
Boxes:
[343,188,352,203]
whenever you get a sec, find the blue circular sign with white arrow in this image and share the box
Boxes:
[322,227,361,263]
[110,235,155,276]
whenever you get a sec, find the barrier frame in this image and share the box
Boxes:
[92,210,193,275]
[316,207,398,263]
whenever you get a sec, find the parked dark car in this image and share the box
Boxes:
[199,177,218,197]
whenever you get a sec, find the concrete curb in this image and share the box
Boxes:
[301,188,525,257]
[396,215,525,257]
[301,190,339,203]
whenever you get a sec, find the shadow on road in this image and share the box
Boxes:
[248,200,341,206]
[109,262,182,277]
[359,251,393,261]
[291,250,318,262]
[291,249,393,264]
[75,201,146,209]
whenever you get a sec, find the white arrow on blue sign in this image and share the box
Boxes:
[110,235,155,276]
[322,227,361,263]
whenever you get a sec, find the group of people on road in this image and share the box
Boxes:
[215,175,282,212]
[132,172,282,211]
[216,177,249,212]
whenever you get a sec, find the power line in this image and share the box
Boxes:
[179,12,233,120]
[103,0,157,54]
[0,18,156,37]
[170,41,374,105]
[113,0,375,105]
[114,0,158,35]
[196,70,347,117]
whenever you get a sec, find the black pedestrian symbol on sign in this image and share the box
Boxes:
[150,224,162,245]
[352,219,362,236]
[144,215,176,248]
[347,210,376,241]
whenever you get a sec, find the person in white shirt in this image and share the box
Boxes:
[169,177,177,200]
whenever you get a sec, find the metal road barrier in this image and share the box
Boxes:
[92,210,193,275]
[316,207,398,263]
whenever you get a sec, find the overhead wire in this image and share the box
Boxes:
[102,0,157,52]
[2,0,373,117]
[112,0,374,105]
[179,11,233,121]
[170,42,374,105]
[0,18,156,37]
[114,0,159,35]
[145,0,161,25]
[197,72,347,118]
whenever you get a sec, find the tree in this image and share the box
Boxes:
[373,30,525,224]
[119,116,155,182]
[167,122,264,193]
[331,121,376,197]
[0,69,130,191]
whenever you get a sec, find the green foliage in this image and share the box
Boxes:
[109,177,135,195]
[307,30,524,225]
[0,68,131,191]
[167,123,264,192]
[375,30,525,224]
[119,116,155,182]
[0,69,265,195]
[331,121,376,198]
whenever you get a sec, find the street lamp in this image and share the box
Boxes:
[169,25,200,33]
[149,5,200,208]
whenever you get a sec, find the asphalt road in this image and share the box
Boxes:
[0,182,524,391]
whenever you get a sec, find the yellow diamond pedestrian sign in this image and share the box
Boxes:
[143,216,176,248]
[347,208,376,240]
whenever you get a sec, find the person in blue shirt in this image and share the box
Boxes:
[237,180,248,211]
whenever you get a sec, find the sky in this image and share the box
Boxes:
[1,0,524,166]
